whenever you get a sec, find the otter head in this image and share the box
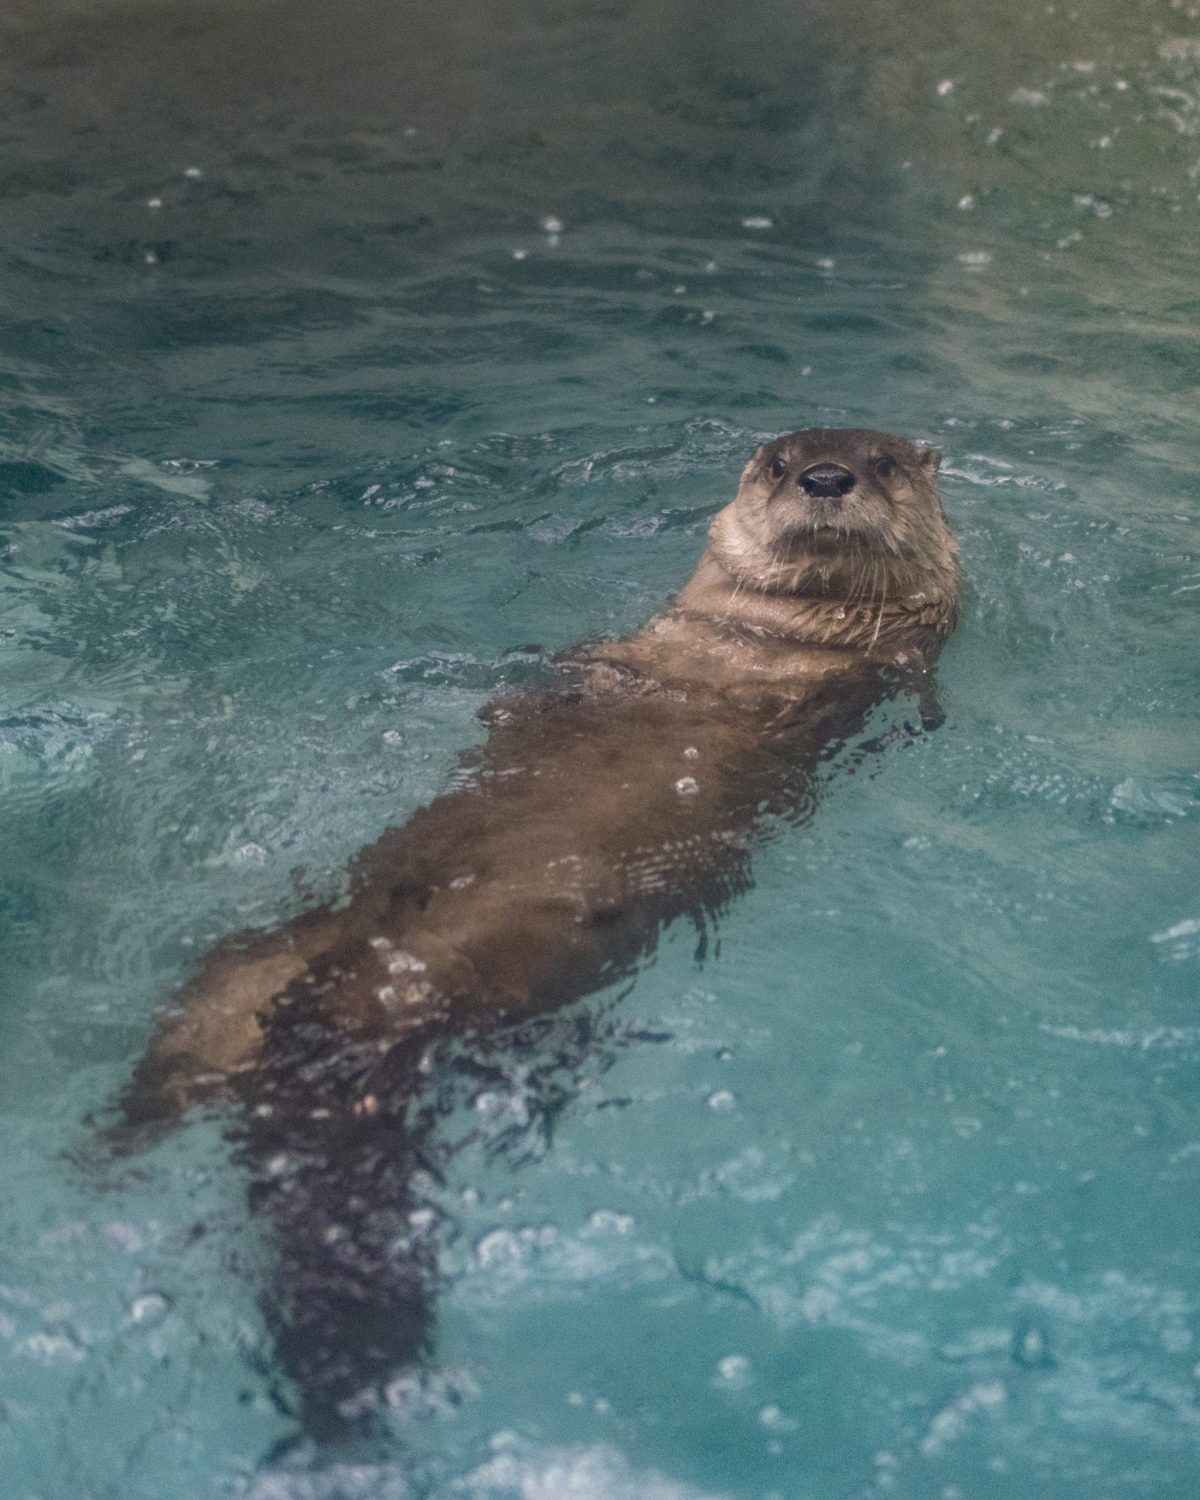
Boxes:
[709,428,960,632]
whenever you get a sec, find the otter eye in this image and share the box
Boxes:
[873,454,897,479]
[769,455,787,480]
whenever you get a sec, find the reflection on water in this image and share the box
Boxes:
[2,1,1199,1496]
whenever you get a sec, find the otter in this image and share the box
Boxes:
[110,426,959,1439]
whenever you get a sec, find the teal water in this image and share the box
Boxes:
[2,0,1199,1494]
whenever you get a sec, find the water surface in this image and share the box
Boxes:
[2,1,1199,1495]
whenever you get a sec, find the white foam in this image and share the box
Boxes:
[456,1441,732,1499]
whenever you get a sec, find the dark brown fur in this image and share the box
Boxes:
[112,427,959,1438]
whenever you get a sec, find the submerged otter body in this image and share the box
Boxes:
[113,427,960,1437]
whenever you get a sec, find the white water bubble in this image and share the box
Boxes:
[476,1228,521,1268]
[129,1291,171,1327]
[588,1209,633,1234]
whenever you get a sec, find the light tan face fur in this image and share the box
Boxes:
[709,427,959,606]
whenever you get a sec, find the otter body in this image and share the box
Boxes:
[114,427,959,1436]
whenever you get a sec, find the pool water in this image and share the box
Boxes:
[2,0,1199,1495]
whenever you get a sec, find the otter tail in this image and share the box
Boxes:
[231,993,449,1441]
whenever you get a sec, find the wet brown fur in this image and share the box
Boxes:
[111,426,959,1436]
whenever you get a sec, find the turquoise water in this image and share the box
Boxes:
[2,0,1199,1494]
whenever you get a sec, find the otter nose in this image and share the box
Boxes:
[798,462,856,499]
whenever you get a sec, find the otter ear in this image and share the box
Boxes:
[916,446,942,473]
[740,445,766,482]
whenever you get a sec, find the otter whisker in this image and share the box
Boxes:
[868,559,890,650]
